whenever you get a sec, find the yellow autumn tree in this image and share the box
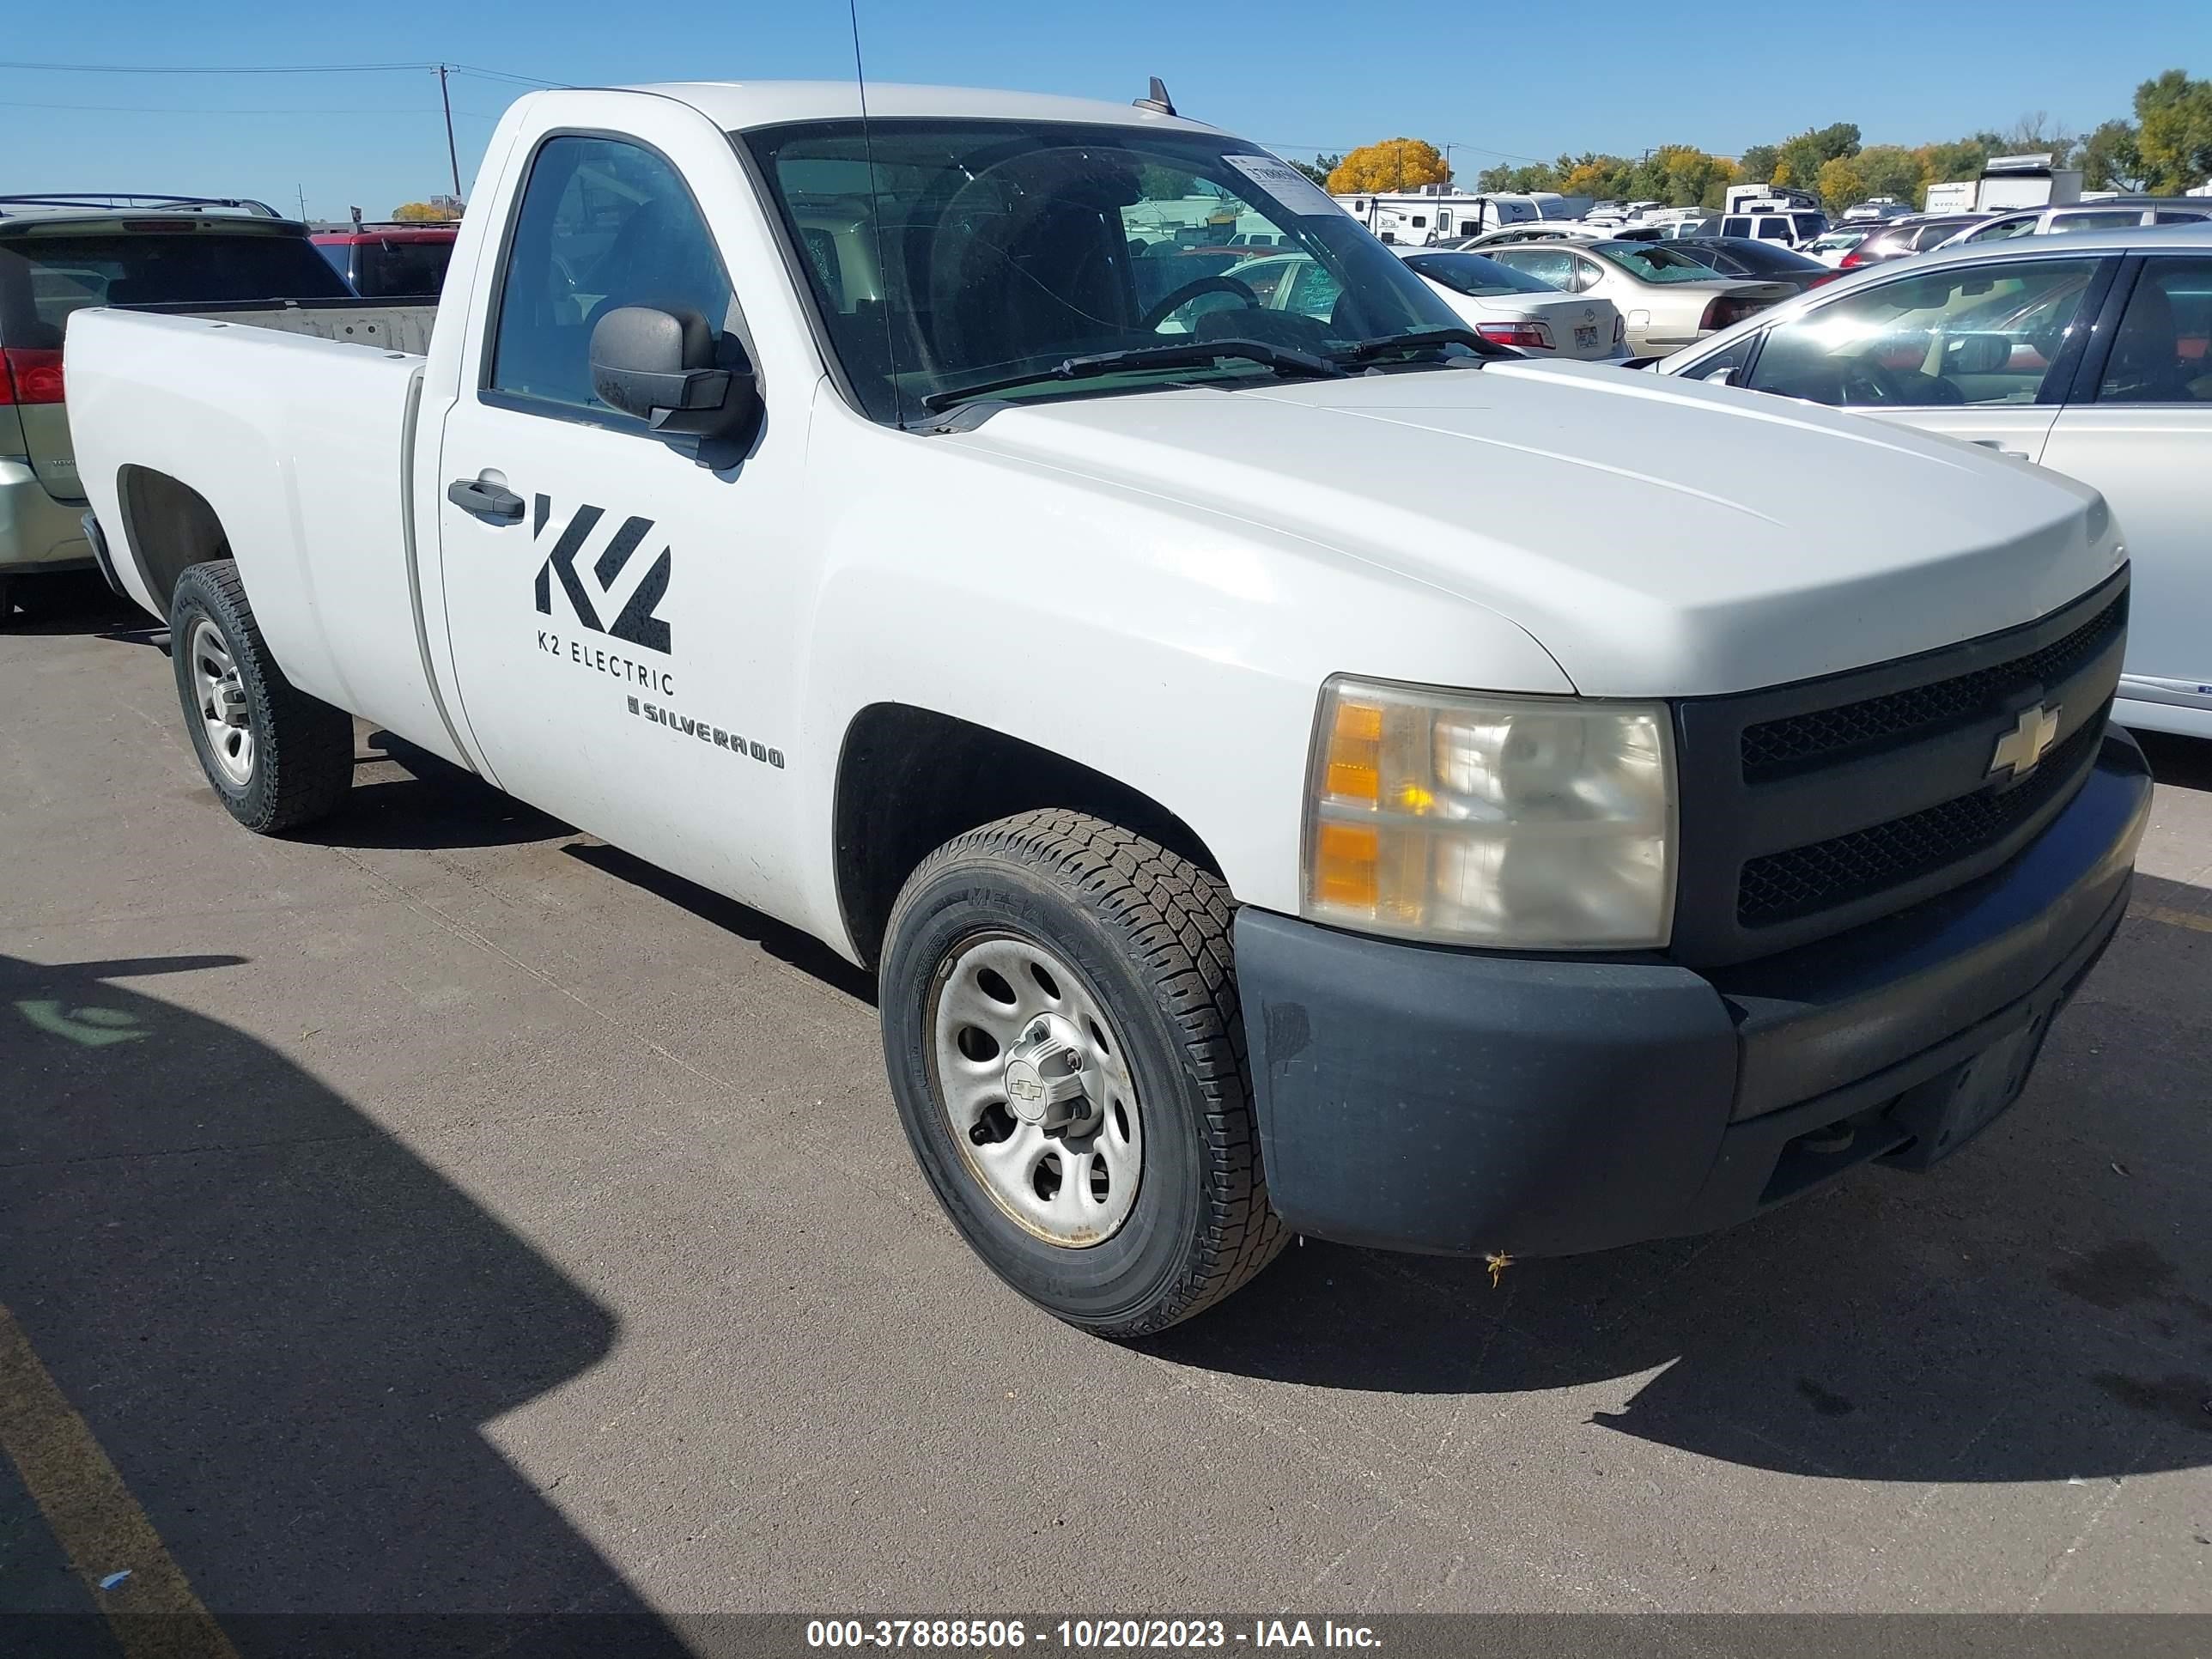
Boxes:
[1816,155,1865,210]
[1327,139,1452,195]
[391,201,458,222]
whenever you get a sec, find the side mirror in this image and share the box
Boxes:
[589,306,761,463]
[1705,365,1736,386]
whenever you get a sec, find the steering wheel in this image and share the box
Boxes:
[1836,360,1965,407]
[1141,275,1261,331]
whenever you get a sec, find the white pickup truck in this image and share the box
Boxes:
[68,81,2150,1335]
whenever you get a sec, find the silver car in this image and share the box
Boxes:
[1656,222,2212,739]
[1483,239,1794,356]
[1936,198,2211,252]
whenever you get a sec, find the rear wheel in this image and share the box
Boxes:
[880,811,1285,1336]
[169,561,354,834]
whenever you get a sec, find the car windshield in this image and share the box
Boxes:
[1589,241,1720,283]
[1401,252,1559,297]
[740,118,1470,421]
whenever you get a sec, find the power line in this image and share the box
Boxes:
[0,98,501,116]
[0,58,565,88]
[0,58,441,74]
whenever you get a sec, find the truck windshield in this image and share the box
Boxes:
[740,119,1471,422]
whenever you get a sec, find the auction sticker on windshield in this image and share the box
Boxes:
[1223,153,1342,218]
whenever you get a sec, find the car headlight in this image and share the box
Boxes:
[1302,677,1677,949]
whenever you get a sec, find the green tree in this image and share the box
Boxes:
[1736,144,1779,186]
[1777,122,1862,193]
[1853,144,1929,204]
[1327,139,1452,194]
[2078,120,2148,191]
[1289,155,1342,188]
[2136,69,2212,192]
[1474,161,1559,192]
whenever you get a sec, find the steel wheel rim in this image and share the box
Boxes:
[925,930,1144,1248]
[187,617,254,787]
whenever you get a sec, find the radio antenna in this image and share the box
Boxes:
[848,0,906,431]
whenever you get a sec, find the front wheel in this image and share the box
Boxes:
[170,561,354,834]
[880,811,1285,1336]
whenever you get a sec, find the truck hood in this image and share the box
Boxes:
[948,362,2120,697]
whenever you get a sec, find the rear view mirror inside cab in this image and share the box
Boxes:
[1942,333,2010,374]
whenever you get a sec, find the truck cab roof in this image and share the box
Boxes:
[618,80,1221,136]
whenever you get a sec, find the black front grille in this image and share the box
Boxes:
[1737,711,2106,926]
[1740,592,2125,781]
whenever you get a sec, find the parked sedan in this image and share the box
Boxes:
[1656,223,2212,739]
[1483,239,1793,356]
[1396,248,1628,360]
[1662,236,1837,295]
[1457,224,1607,250]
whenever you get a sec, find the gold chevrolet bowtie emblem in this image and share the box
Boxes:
[1990,703,2061,781]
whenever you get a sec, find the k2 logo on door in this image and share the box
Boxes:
[532,495,672,654]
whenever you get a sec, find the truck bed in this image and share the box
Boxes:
[123,295,438,357]
[66,302,463,768]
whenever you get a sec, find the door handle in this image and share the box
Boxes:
[447,477,525,522]
[1970,440,2029,460]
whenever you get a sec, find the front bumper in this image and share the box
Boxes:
[1237,730,2152,1258]
[0,459,93,573]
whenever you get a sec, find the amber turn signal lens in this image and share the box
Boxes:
[1314,823,1379,907]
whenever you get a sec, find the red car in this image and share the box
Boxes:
[310,224,456,299]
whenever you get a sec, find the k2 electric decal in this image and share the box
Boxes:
[526,494,787,772]
[532,494,672,653]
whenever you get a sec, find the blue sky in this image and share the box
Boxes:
[3,3,2202,219]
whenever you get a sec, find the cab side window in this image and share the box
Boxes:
[489,135,735,416]
[1744,258,2097,409]
[2096,258,2212,404]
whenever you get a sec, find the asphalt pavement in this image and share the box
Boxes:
[2,578,2208,1650]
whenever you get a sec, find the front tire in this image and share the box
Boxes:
[881,811,1285,1336]
[170,561,354,834]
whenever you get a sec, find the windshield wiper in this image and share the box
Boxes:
[1331,326,1506,366]
[919,340,1347,411]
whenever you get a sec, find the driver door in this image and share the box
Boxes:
[1732,254,2116,460]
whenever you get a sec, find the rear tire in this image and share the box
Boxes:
[169,561,354,834]
[880,810,1286,1337]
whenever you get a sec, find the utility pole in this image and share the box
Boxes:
[438,64,463,204]
[296,184,307,222]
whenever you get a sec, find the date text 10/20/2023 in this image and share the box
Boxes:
[805,1620,1381,1650]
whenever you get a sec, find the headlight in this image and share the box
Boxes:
[1302,677,1676,949]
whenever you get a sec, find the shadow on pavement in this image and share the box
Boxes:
[1,573,146,639]
[562,842,878,1005]
[1149,868,2212,1486]
[0,951,690,1656]
[291,732,574,854]
[2133,729,2212,793]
